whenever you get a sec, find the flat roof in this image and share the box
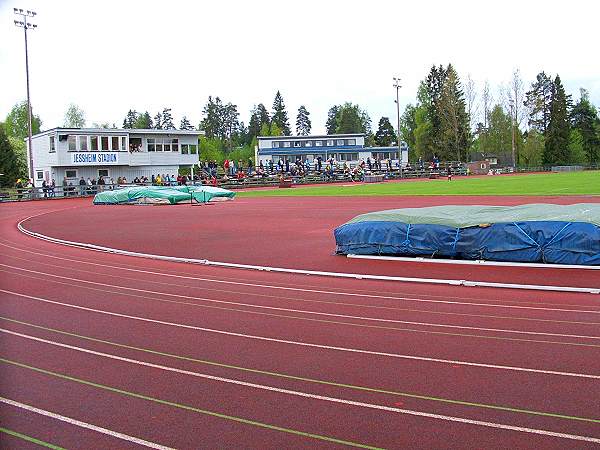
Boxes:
[31,127,202,138]
[258,133,364,140]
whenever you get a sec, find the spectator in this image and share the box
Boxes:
[41,179,48,198]
[79,177,86,195]
[62,177,68,197]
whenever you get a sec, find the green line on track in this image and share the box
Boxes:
[2,316,599,425]
[0,357,382,450]
[0,427,66,449]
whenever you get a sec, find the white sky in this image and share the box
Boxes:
[1,0,598,134]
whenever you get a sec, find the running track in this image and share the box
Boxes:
[1,196,599,449]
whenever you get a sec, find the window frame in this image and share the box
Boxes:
[78,135,88,151]
[101,136,109,151]
[90,136,99,151]
[98,169,109,178]
[65,169,78,179]
[67,135,77,151]
[49,136,56,153]
[111,136,120,152]
[36,170,44,180]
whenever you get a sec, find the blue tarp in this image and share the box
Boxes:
[334,204,600,265]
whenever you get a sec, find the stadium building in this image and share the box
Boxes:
[28,128,201,186]
[256,133,409,167]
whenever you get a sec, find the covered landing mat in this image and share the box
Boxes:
[93,185,235,205]
[334,204,600,265]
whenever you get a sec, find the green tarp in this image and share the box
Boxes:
[93,185,235,205]
[345,204,600,228]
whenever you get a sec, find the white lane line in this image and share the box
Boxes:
[1,264,598,341]
[0,396,174,450]
[17,218,600,294]
[3,329,600,445]
[1,288,598,380]
[1,241,598,315]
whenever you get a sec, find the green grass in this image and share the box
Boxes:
[238,171,600,197]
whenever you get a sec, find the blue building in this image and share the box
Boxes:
[256,133,408,167]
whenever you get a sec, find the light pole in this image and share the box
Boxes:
[393,77,403,178]
[14,8,37,183]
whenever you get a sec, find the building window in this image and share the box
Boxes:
[147,138,155,152]
[162,139,171,152]
[346,139,356,146]
[78,136,88,151]
[68,135,77,151]
[283,141,291,148]
[171,138,179,152]
[156,139,163,151]
[98,169,109,178]
[304,141,312,147]
[293,141,301,147]
[90,136,99,151]
[189,144,197,154]
[121,136,126,151]
[315,141,323,147]
[327,140,334,146]
[336,139,344,146]
[111,136,119,151]
[272,141,280,148]
[101,136,109,151]
[181,144,189,154]
[36,170,44,180]
[65,169,77,178]
[49,136,56,152]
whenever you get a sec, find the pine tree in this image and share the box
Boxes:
[161,108,175,129]
[571,89,600,164]
[524,72,554,134]
[200,96,223,139]
[374,117,396,146]
[153,112,163,129]
[544,76,571,165]
[437,65,470,161]
[295,105,311,136]
[325,106,339,134]
[248,104,270,138]
[123,109,139,128]
[180,116,194,130]
[134,112,152,129]
[271,91,291,135]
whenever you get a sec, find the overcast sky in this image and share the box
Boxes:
[1,0,598,134]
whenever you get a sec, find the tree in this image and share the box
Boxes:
[524,72,554,134]
[271,91,291,135]
[199,96,240,149]
[477,105,512,160]
[180,115,194,130]
[437,65,470,161]
[520,130,544,167]
[464,74,478,132]
[481,80,494,128]
[153,112,163,129]
[63,103,86,128]
[544,75,571,165]
[568,129,587,164]
[134,112,153,129]
[123,109,139,128]
[325,103,371,135]
[0,123,26,187]
[571,89,600,164]
[248,104,270,138]
[295,105,311,136]
[414,106,434,161]
[199,96,222,138]
[399,104,417,151]
[374,117,396,146]
[161,108,175,130]
[4,100,42,140]
[325,106,339,134]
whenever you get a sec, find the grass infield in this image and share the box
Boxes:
[237,171,600,197]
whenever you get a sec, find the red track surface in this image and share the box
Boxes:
[1,197,599,449]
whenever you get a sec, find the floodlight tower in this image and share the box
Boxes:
[14,8,37,183]
[393,77,403,178]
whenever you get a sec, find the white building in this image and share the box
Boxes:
[28,128,201,186]
[256,133,408,167]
